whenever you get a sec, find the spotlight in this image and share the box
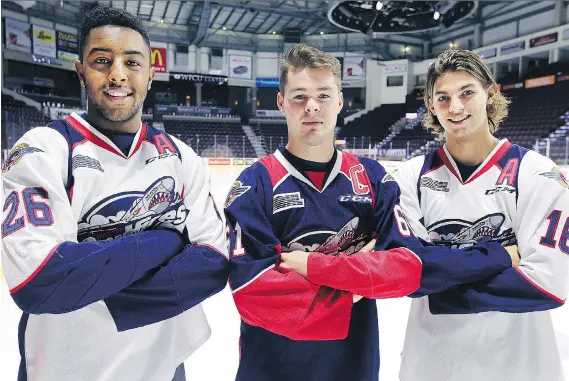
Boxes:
[434,11,440,20]
[320,31,324,35]
[376,1,383,11]
[404,46,410,53]
[222,26,227,30]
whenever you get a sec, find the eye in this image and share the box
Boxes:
[293,94,306,100]
[94,57,110,64]
[462,90,474,96]
[319,94,330,99]
[437,96,448,102]
[126,60,142,67]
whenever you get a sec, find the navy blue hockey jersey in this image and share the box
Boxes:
[224,149,514,381]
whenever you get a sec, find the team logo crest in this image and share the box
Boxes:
[225,181,251,208]
[540,167,568,189]
[285,217,369,256]
[77,176,188,242]
[2,143,43,173]
[427,213,516,249]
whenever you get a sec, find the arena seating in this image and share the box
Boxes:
[340,103,406,148]
[163,119,256,158]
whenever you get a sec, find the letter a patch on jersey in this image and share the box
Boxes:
[225,181,251,208]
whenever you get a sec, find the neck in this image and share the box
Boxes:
[446,127,499,165]
[286,140,335,163]
[86,108,142,134]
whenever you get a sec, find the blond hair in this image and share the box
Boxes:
[279,43,342,93]
[423,49,510,140]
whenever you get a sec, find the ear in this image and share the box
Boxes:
[277,92,285,116]
[487,84,496,105]
[337,91,344,114]
[427,98,436,115]
[75,59,84,86]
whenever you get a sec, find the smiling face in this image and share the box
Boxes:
[75,25,154,125]
[277,67,343,147]
[428,70,494,141]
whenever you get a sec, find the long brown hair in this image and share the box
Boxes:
[423,49,510,140]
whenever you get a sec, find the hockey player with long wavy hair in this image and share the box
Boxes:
[394,49,569,381]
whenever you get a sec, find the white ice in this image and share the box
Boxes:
[1,165,568,380]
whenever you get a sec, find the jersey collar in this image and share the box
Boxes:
[65,113,147,159]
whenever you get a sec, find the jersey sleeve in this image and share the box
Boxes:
[307,158,512,297]
[1,128,185,315]
[104,143,229,331]
[224,163,353,341]
[429,153,569,314]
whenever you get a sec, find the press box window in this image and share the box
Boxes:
[387,75,404,87]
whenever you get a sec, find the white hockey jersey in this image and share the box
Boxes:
[393,139,569,381]
[1,113,229,381]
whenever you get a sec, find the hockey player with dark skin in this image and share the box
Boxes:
[224,44,520,381]
[2,8,227,381]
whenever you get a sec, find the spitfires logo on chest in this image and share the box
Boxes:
[427,213,516,248]
[285,217,369,256]
[77,176,188,242]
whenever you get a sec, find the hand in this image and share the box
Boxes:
[353,238,376,303]
[280,251,310,278]
[504,245,519,267]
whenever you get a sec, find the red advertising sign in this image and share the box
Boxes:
[529,32,558,48]
[151,47,167,72]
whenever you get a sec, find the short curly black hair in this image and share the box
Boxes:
[78,7,151,61]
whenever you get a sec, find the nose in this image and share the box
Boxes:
[449,95,464,113]
[304,97,320,113]
[109,58,127,84]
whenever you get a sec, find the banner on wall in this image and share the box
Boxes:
[5,18,32,53]
[56,31,78,61]
[343,56,365,80]
[479,48,497,59]
[383,64,407,73]
[229,55,252,79]
[170,72,228,84]
[32,25,57,58]
[256,110,283,117]
[500,41,525,55]
[151,47,167,72]
[256,77,279,88]
[525,75,555,89]
[529,32,558,48]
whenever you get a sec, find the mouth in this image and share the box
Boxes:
[302,121,323,127]
[448,115,470,126]
[103,89,134,104]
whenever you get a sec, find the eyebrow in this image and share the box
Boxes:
[434,83,475,96]
[87,47,146,58]
[290,86,333,93]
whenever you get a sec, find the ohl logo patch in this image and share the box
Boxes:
[225,181,251,208]
[2,143,43,173]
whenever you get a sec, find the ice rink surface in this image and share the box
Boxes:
[1,165,568,381]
